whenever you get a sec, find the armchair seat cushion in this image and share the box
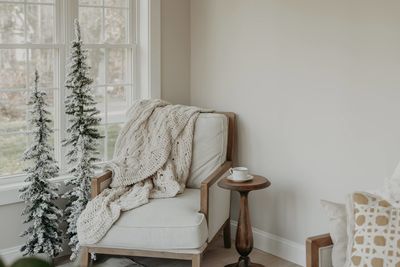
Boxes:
[87,189,208,250]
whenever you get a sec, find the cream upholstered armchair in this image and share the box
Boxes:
[80,112,236,267]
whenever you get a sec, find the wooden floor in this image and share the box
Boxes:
[57,236,301,267]
[201,237,300,267]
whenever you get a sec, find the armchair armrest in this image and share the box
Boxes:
[306,233,333,267]
[200,161,232,240]
[92,161,232,201]
[91,170,113,198]
[200,161,232,219]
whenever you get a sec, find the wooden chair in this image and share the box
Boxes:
[80,112,236,267]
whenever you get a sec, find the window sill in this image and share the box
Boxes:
[0,175,74,206]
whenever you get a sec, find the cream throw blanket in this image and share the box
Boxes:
[77,99,203,244]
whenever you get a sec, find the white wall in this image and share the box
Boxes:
[161,0,191,105]
[0,203,25,250]
[191,0,400,255]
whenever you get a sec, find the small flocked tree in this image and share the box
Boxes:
[20,70,63,258]
[63,19,102,260]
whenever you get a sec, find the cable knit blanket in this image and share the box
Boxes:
[77,99,203,244]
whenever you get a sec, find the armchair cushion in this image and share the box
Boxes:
[188,113,228,189]
[84,189,208,250]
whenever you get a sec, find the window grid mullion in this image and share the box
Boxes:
[54,47,62,167]
[53,0,62,170]
[24,48,30,154]
[0,1,54,6]
[104,47,109,160]
[78,4,128,10]
[102,0,105,44]
[23,0,27,43]
[0,44,64,49]
[93,83,132,88]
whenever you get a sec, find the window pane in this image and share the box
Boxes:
[79,7,103,44]
[28,49,55,87]
[107,48,128,84]
[0,3,25,43]
[104,8,127,44]
[0,91,27,133]
[107,85,127,123]
[28,0,54,3]
[107,123,122,160]
[26,4,54,43]
[87,48,105,85]
[104,0,128,7]
[79,0,102,6]
[0,49,26,89]
[94,87,105,123]
[0,133,28,176]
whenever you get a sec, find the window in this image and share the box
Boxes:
[78,0,135,162]
[0,0,58,178]
[0,0,137,181]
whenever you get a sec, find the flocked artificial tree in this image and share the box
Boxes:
[63,19,102,260]
[20,70,63,258]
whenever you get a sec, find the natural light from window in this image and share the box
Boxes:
[0,0,136,179]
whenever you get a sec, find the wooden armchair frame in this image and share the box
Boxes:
[306,234,333,267]
[80,112,236,267]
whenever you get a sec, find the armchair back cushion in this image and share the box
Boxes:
[187,113,228,188]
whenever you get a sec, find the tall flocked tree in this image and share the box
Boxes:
[20,70,63,258]
[63,19,102,260]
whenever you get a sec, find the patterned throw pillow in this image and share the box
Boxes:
[346,192,400,267]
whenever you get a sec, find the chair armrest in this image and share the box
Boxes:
[91,170,113,198]
[200,161,232,220]
[306,233,333,267]
[93,161,232,201]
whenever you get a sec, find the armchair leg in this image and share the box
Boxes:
[192,254,202,267]
[223,218,231,249]
[80,247,90,267]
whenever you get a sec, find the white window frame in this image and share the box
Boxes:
[138,0,160,100]
[0,0,161,200]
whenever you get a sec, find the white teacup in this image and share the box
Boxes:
[229,167,249,181]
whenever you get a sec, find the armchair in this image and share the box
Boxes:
[80,112,236,267]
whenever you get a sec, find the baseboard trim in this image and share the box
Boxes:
[230,221,305,266]
[0,245,22,265]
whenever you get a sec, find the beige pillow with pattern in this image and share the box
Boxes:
[346,192,400,267]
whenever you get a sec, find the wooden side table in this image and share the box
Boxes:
[218,175,271,267]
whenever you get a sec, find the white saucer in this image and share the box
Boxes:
[226,175,254,182]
